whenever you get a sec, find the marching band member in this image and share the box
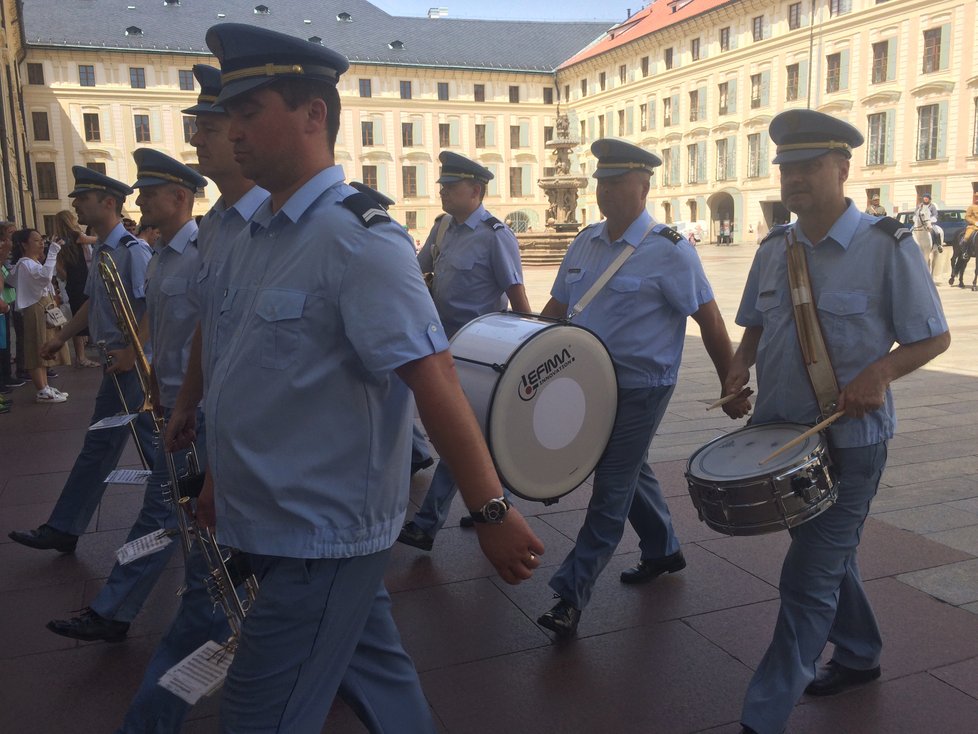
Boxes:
[399,151,530,552]
[724,109,949,734]
[45,150,206,644]
[536,138,744,639]
[194,23,542,732]
[10,169,154,553]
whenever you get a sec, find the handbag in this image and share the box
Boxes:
[44,302,68,328]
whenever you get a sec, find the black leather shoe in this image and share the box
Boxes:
[805,660,881,696]
[410,457,434,475]
[9,524,78,553]
[397,521,434,551]
[47,608,129,642]
[620,550,686,584]
[537,598,581,639]
[459,514,475,528]
[741,726,759,734]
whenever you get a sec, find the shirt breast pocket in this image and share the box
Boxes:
[817,291,869,346]
[255,289,306,370]
[607,274,643,313]
[160,276,191,319]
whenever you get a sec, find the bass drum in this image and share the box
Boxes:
[450,313,618,503]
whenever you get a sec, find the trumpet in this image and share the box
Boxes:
[178,497,260,651]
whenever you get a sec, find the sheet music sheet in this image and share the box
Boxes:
[116,529,172,565]
[159,640,234,704]
[104,468,152,485]
[88,413,139,431]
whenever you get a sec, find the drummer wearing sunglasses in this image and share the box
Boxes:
[724,109,950,734]
[535,138,747,639]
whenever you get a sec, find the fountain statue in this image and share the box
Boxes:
[538,112,588,233]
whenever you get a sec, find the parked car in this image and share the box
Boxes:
[896,208,968,245]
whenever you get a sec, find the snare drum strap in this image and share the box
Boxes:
[568,221,656,319]
[785,228,840,418]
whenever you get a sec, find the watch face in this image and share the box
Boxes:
[483,498,508,523]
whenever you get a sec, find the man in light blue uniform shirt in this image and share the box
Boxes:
[537,138,743,639]
[399,151,531,551]
[46,149,208,644]
[198,24,543,733]
[11,168,155,554]
[724,110,950,734]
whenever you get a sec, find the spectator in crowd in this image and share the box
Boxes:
[52,210,99,367]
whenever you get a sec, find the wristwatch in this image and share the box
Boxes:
[468,497,510,524]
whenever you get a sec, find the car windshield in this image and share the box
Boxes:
[939,210,964,222]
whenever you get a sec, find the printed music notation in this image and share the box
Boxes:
[104,468,152,485]
[88,413,140,431]
[116,529,173,565]
[159,640,234,704]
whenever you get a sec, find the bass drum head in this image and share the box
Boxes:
[486,322,617,501]
[688,422,822,482]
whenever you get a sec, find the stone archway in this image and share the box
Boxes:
[707,190,735,244]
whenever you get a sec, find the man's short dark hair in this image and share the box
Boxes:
[95,191,125,216]
[272,78,341,152]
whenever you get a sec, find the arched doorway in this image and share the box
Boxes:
[707,191,734,244]
[662,201,673,224]
[505,210,532,233]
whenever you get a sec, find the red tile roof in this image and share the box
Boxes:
[559,0,733,70]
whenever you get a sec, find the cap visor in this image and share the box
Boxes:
[181,102,226,115]
[132,176,173,189]
[593,167,632,179]
[437,175,466,184]
[772,149,833,165]
[215,76,276,105]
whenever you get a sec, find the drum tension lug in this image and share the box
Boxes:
[791,475,819,503]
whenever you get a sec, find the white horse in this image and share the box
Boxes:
[912,208,946,282]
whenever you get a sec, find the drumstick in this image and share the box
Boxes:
[758,411,844,465]
[706,387,753,411]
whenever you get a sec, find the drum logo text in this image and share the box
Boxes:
[518,348,574,401]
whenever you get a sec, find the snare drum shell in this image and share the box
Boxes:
[685,423,837,536]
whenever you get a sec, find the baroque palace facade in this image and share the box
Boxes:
[2,0,976,243]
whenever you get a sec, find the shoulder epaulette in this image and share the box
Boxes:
[653,223,684,245]
[484,216,506,231]
[120,233,139,248]
[341,192,391,228]
[872,216,912,242]
[760,224,790,245]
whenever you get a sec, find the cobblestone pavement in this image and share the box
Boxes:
[1,242,976,733]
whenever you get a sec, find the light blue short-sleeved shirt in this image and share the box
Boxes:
[84,221,153,349]
[551,211,714,388]
[193,185,269,394]
[417,204,524,338]
[736,201,948,448]
[203,166,448,559]
[145,219,199,409]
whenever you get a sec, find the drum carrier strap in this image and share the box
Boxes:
[567,220,656,319]
[785,227,840,419]
[424,214,453,290]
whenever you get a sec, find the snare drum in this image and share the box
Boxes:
[450,312,618,503]
[686,422,836,536]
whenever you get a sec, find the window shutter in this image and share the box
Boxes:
[760,71,770,107]
[884,109,896,164]
[932,181,943,206]
[727,136,737,180]
[413,120,423,146]
[839,49,850,91]
[728,81,737,114]
[487,164,498,196]
[486,119,496,146]
[100,110,110,142]
[520,121,529,147]
[799,60,809,99]
[697,141,706,181]
[522,165,531,195]
[626,106,634,135]
[671,145,680,185]
[760,135,770,176]
[648,99,656,129]
[937,101,948,158]
[672,93,680,122]
[588,116,595,139]
[417,163,427,196]
[377,165,388,193]
[886,39,897,81]
[698,87,707,120]
[939,24,951,70]
[149,109,161,141]
[375,118,385,146]
[450,119,460,146]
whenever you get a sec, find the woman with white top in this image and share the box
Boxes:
[8,229,71,402]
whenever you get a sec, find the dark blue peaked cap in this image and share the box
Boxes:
[590,138,662,179]
[770,109,864,164]
[181,64,225,115]
[206,23,350,105]
[350,182,395,210]
[132,148,207,191]
[68,165,133,199]
[436,151,493,185]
